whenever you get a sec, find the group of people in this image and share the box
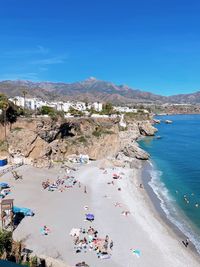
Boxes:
[42,176,77,192]
[71,226,113,260]
[41,225,51,235]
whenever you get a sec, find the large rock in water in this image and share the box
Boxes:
[138,121,157,136]
[123,142,150,160]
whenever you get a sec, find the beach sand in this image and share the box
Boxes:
[1,162,200,267]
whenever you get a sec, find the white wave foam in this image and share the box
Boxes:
[148,167,200,254]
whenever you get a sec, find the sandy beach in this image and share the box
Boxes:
[0,162,200,267]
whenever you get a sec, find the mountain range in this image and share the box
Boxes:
[0,77,200,105]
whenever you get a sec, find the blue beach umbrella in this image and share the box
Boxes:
[13,206,34,216]
[86,213,94,221]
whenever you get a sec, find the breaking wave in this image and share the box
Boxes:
[149,165,200,254]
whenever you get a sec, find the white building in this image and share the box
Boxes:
[9,96,103,114]
[113,106,138,113]
[71,102,87,111]
[92,102,103,112]
[56,101,72,112]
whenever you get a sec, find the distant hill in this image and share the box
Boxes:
[0,77,200,104]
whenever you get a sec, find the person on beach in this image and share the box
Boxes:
[110,240,113,250]
[114,202,122,207]
[103,239,109,251]
[74,235,80,245]
[139,183,143,189]
[122,211,130,216]
[105,235,109,242]
[182,238,189,247]
[84,186,87,194]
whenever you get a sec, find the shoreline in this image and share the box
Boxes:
[141,160,200,260]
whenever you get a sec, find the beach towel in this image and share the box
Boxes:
[100,254,111,259]
[131,249,141,257]
[69,228,80,237]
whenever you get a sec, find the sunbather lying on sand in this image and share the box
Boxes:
[121,211,131,216]
[114,202,122,207]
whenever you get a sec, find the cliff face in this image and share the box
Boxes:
[4,117,157,167]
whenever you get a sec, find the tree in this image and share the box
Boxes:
[102,102,114,115]
[40,106,55,115]
[69,107,84,117]
[0,94,9,139]
[6,104,18,125]
[0,94,19,133]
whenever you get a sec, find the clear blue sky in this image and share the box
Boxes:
[0,0,200,95]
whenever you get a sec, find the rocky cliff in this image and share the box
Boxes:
[4,117,157,167]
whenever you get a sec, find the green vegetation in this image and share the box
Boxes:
[0,93,19,127]
[92,126,115,137]
[37,106,65,120]
[77,136,88,144]
[92,130,102,137]
[40,106,55,115]
[0,229,45,265]
[12,127,23,132]
[0,230,12,257]
[124,112,150,121]
[101,102,114,115]
[0,140,8,152]
[69,107,84,117]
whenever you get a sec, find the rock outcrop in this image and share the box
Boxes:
[8,128,52,167]
[138,120,157,136]
[6,117,156,167]
[122,143,150,160]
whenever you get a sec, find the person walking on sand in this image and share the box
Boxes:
[84,186,87,194]
[182,238,189,247]
[110,240,113,250]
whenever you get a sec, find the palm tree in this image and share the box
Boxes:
[21,90,27,110]
[0,94,9,139]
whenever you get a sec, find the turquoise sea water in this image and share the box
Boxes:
[139,114,200,253]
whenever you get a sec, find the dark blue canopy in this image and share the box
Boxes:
[86,213,94,220]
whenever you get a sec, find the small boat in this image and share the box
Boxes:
[165,120,172,124]
[155,136,162,139]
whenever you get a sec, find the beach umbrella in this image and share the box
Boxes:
[86,213,94,221]
[0,182,9,188]
[13,206,34,216]
[131,249,141,257]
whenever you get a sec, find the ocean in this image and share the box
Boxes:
[139,114,200,253]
